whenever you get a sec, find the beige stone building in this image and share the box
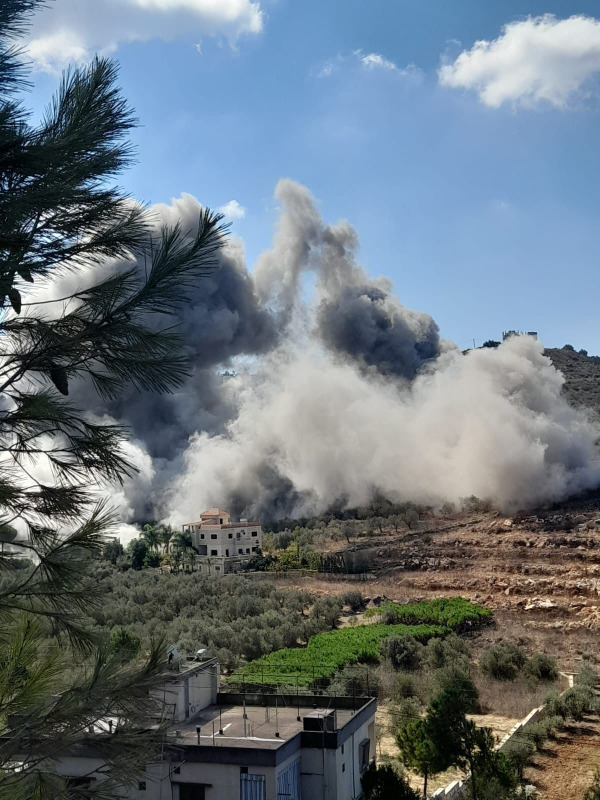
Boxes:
[182,508,262,575]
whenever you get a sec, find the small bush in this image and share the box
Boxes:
[584,768,600,800]
[562,685,595,720]
[503,738,536,780]
[576,663,598,688]
[544,715,565,736]
[425,633,470,670]
[480,642,526,681]
[395,673,418,699]
[343,590,365,612]
[523,653,558,684]
[380,634,423,671]
[523,720,551,748]
[393,697,421,736]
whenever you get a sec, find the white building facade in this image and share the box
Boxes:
[44,658,376,800]
[182,509,262,576]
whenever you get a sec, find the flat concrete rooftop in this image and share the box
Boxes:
[169,704,358,750]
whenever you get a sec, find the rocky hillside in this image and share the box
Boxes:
[546,347,600,416]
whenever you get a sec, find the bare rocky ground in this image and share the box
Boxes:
[524,715,600,800]
[281,494,600,671]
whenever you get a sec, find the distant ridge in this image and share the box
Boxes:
[546,347,600,417]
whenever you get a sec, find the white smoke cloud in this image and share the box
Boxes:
[439,14,600,109]
[24,180,600,528]
[25,0,263,72]
[161,180,600,522]
[166,332,600,523]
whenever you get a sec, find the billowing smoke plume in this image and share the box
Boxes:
[34,180,600,528]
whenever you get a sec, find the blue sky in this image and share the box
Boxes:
[24,0,600,353]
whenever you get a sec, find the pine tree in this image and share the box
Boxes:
[0,2,225,797]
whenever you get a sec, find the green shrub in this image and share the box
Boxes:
[480,642,526,681]
[584,768,600,800]
[544,715,565,736]
[562,685,595,720]
[343,590,365,612]
[376,597,492,631]
[395,673,418,699]
[380,634,423,671]
[523,654,558,684]
[576,663,598,688]
[523,720,550,748]
[394,697,422,733]
[424,632,471,670]
[502,737,536,780]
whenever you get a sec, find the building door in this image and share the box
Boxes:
[179,784,206,800]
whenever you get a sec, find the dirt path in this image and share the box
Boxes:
[525,715,600,800]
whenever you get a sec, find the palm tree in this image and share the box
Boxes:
[142,524,160,552]
[158,524,174,554]
[184,546,197,573]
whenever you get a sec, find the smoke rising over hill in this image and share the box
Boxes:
[41,180,600,527]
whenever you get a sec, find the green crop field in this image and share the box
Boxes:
[230,623,447,686]
[229,597,491,687]
[363,596,492,630]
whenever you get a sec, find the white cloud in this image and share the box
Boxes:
[312,51,421,80]
[358,51,398,71]
[218,199,246,220]
[439,14,600,109]
[24,0,263,73]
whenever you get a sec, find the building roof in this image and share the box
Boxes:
[168,702,364,751]
[200,507,230,517]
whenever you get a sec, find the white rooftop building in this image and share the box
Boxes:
[182,509,262,576]
[40,657,376,800]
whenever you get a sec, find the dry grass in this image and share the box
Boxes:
[474,674,567,718]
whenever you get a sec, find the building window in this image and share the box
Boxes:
[246,548,250,554]
[342,764,345,773]
[210,534,217,540]
[341,744,344,755]
[215,566,220,572]
[236,532,240,539]
[226,549,229,556]
[251,547,257,552]
[138,781,146,791]
[228,533,233,539]
[238,549,243,554]
[251,531,258,537]
[210,549,217,556]
[220,518,223,524]
[359,738,371,773]
[200,534,204,539]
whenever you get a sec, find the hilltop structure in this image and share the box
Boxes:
[182,508,262,575]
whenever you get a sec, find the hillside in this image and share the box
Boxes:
[546,346,600,416]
